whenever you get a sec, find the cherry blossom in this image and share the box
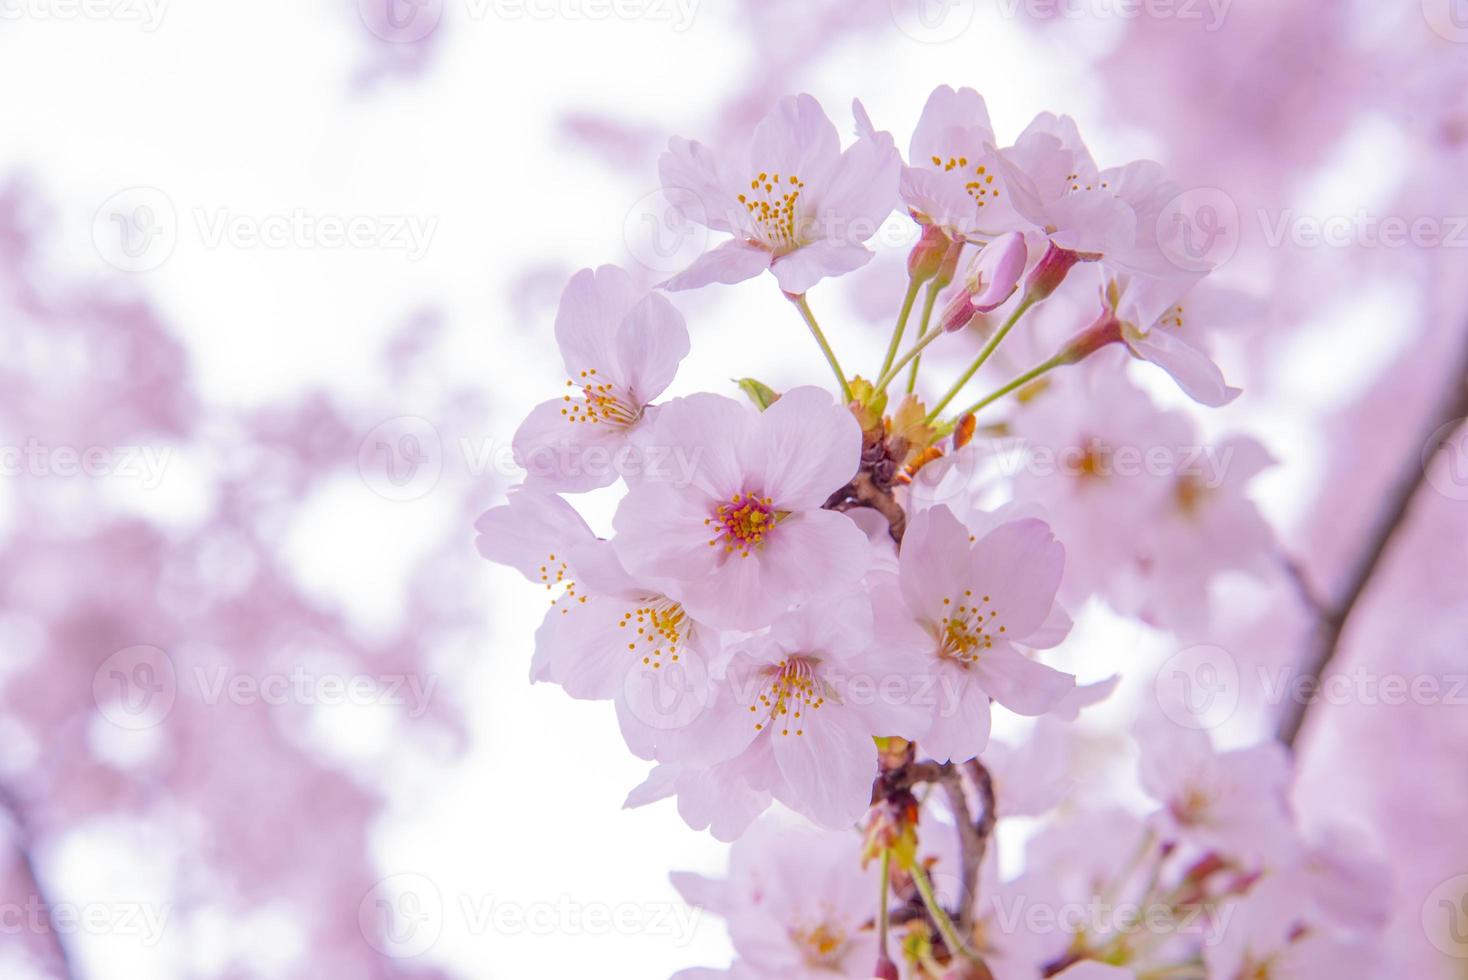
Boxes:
[512,265,690,492]
[612,386,870,630]
[875,505,1075,763]
[660,93,900,294]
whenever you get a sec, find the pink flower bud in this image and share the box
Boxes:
[964,231,1028,312]
[939,290,979,333]
[907,223,953,284]
[1022,240,1081,303]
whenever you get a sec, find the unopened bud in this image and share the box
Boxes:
[938,291,979,333]
[964,231,1028,311]
[907,223,953,284]
[873,955,901,980]
[1022,240,1081,303]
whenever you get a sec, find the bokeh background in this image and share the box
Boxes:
[2,0,1466,976]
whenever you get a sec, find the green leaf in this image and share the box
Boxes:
[735,377,780,411]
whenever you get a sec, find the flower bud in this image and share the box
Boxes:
[1022,240,1081,303]
[873,955,901,980]
[964,231,1028,311]
[907,223,953,284]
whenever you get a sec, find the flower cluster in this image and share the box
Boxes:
[476,89,1368,978]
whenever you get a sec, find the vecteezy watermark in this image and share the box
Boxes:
[1154,644,1241,730]
[1257,667,1468,709]
[1259,209,1468,250]
[359,875,701,958]
[890,0,977,43]
[1157,187,1241,273]
[0,898,172,946]
[623,188,712,278]
[92,645,442,729]
[1423,0,1468,44]
[93,645,178,731]
[0,440,171,488]
[0,0,168,30]
[194,209,437,260]
[93,187,178,273]
[93,188,438,272]
[994,0,1231,30]
[358,416,444,502]
[1423,418,1468,502]
[982,893,1236,947]
[358,0,697,42]
[191,666,440,718]
[1422,874,1468,958]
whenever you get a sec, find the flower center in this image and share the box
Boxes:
[791,920,848,968]
[561,368,641,427]
[930,154,1002,209]
[619,596,687,670]
[1171,785,1214,826]
[737,170,806,249]
[748,656,825,737]
[933,590,1005,667]
[539,552,585,612]
[705,492,780,557]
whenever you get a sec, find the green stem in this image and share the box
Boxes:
[911,861,984,967]
[905,281,943,394]
[926,295,1037,421]
[880,278,923,381]
[874,327,945,392]
[790,293,852,403]
[877,848,893,962]
[949,351,1068,422]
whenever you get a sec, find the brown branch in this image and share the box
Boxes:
[1277,338,1468,748]
[0,788,76,980]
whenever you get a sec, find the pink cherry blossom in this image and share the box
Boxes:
[512,265,690,492]
[671,818,879,979]
[1137,722,1295,864]
[900,86,1027,241]
[660,93,900,294]
[1105,273,1242,407]
[612,386,871,630]
[875,505,1075,763]
[655,590,926,830]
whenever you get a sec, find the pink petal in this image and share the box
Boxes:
[614,292,689,403]
[770,239,874,294]
[749,93,842,190]
[972,643,1075,716]
[921,674,992,764]
[908,86,996,165]
[554,265,642,380]
[659,135,739,233]
[512,396,628,492]
[814,134,901,244]
[663,238,772,291]
[899,505,977,625]
[745,385,862,509]
[1128,328,1241,406]
[966,518,1066,640]
[771,703,877,829]
[473,488,594,580]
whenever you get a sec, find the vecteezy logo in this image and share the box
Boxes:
[1422,418,1468,502]
[92,187,178,273]
[359,0,444,43]
[1154,644,1239,730]
[1156,187,1240,274]
[1423,875,1468,957]
[93,645,178,730]
[359,874,444,958]
[1423,0,1468,42]
[890,0,976,43]
[622,188,711,277]
[358,416,443,501]
[622,649,710,732]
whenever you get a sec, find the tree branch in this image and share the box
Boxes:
[0,787,76,980]
[1278,337,1468,747]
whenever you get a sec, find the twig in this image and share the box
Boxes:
[1278,336,1468,747]
[0,788,76,980]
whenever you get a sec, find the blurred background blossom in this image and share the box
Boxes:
[1,0,1466,976]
